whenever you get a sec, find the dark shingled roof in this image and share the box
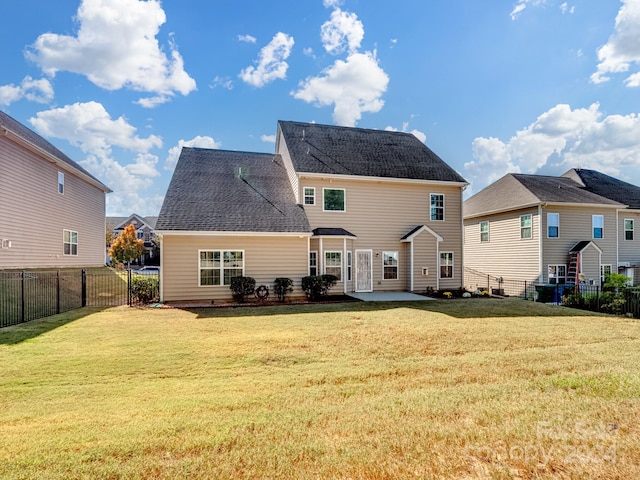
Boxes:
[312,228,356,237]
[156,148,311,233]
[0,109,110,192]
[511,174,622,205]
[563,168,640,209]
[278,120,467,183]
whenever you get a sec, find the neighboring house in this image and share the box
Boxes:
[0,110,111,269]
[107,214,158,264]
[156,120,468,302]
[463,169,640,289]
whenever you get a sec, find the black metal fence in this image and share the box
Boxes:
[0,269,159,328]
[465,267,640,318]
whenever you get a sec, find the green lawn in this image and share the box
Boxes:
[1,299,639,479]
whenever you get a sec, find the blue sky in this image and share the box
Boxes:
[1,0,639,215]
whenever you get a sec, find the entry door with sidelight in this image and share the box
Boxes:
[355,249,373,292]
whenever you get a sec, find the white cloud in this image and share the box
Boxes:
[238,34,257,44]
[321,8,364,55]
[560,2,575,15]
[0,76,54,106]
[293,51,389,127]
[303,47,315,58]
[465,103,640,194]
[323,0,342,7]
[591,0,640,86]
[510,0,546,20]
[385,122,426,143]
[261,134,276,143]
[239,32,295,87]
[164,136,222,170]
[26,0,196,103]
[209,76,234,90]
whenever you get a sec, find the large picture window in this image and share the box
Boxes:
[325,251,342,280]
[625,219,634,241]
[199,250,244,286]
[592,215,603,239]
[323,188,345,211]
[439,252,453,278]
[520,214,532,239]
[547,213,559,238]
[63,230,77,255]
[383,251,398,280]
[430,194,444,221]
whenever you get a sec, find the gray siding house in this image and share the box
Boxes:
[0,110,111,269]
[156,120,468,302]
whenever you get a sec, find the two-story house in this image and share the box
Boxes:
[155,120,468,302]
[108,214,158,264]
[463,170,637,291]
[0,110,111,269]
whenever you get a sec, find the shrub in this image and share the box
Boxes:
[130,276,159,304]
[230,276,256,303]
[273,277,293,303]
[301,274,338,301]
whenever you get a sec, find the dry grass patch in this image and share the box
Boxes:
[0,299,639,479]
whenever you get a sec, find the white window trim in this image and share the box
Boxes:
[309,251,318,276]
[303,187,316,206]
[324,250,343,281]
[601,264,612,284]
[430,193,445,221]
[382,251,399,280]
[346,251,352,282]
[624,218,634,241]
[63,229,78,256]
[547,212,559,238]
[322,188,346,212]
[58,172,64,195]
[480,221,489,242]
[547,264,567,284]
[439,251,454,279]
[592,215,604,239]
[520,214,533,240]
[198,249,245,287]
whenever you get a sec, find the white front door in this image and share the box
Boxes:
[355,249,373,292]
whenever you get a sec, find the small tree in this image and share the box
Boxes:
[230,276,256,303]
[273,277,293,302]
[301,274,338,301]
[108,224,146,269]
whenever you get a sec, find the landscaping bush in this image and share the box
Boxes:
[301,274,338,301]
[273,277,293,302]
[230,276,256,303]
[130,276,159,304]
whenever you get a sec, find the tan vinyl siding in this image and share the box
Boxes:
[580,244,602,286]
[618,211,640,266]
[411,230,439,291]
[541,206,617,283]
[275,128,299,203]
[300,176,464,291]
[161,235,309,302]
[464,207,541,282]
[0,135,106,269]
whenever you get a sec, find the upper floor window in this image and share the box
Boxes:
[199,250,244,286]
[547,213,559,238]
[303,187,315,206]
[520,214,532,239]
[63,230,78,255]
[430,194,444,221]
[383,252,398,280]
[440,252,453,278]
[592,215,603,239]
[58,172,64,194]
[625,219,634,241]
[323,188,345,212]
[480,221,489,242]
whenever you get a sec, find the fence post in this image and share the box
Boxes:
[56,270,60,314]
[82,269,87,307]
[128,269,132,306]
[21,271,25,324]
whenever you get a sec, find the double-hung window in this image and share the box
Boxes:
[383,252,398,280]
[430,194,444,221]
[520,214,532,239]
[58,172,64,194]
[63,230,78,255]
[199,250,244,286]
[303,187,315,206]
[592,215,603,239]
[325,251,342,280]
[625,219,634,241]
[548,265,566,284]
[480,221,489,242]
[439,252,453,278]
[323,188,345,211]
[547,213,559,238]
